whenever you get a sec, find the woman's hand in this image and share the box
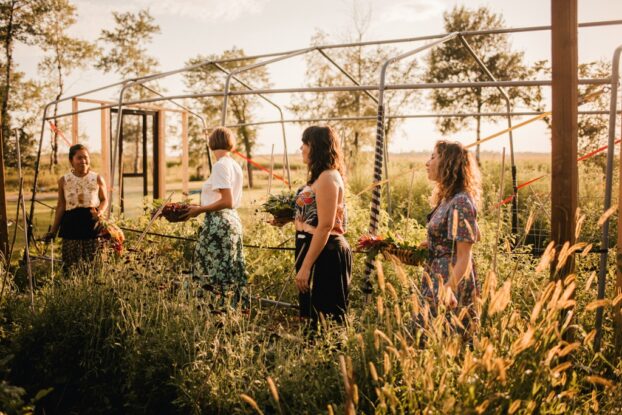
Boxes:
[419,240,429,249]
[295,266,312,293]
[179,205,203,220]
[441,284,458,309]
[268,217,294,227]
[90,207,101,221]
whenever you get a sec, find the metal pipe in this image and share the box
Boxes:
[110,81,133,212]
[220,48,315,125]
[458,35,519,235]
[362,32,459,295]
[37,19,622,120]
[594,44,622,352]
[47,78,611,120]
[16,132,34,310]
[220,110,617,128]
[27,102,54,246]
[212,63,291,188]
[316,48,378,104]
[138,83,213,172]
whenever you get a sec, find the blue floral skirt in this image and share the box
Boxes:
[193,209,246,292]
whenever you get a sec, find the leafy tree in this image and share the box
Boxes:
[0,0,51,164]
[183,48,271,188]
[290,21,420,169]
[534,59,612,173]
[425,6,535,163]
[0,68,46,165]
[37,0,97,167]
[96,8,160,173]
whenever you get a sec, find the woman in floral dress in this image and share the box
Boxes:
[182,127,245,300]
[423,140,481,321]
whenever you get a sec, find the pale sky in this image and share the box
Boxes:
[13,0,622,155]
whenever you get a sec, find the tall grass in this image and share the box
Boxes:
[1,156,621,414]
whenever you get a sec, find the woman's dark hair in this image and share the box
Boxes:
[69,144,88,160]
[302,125,344,184]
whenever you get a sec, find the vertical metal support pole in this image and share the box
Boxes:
[0,114,9,261]
[100,105,111,206]
[27,103,53,244]
[16,133,34,310]
[362,33,457,295]
[181,111,189,195]
[458,35,519,235]
[157,110,167,198]
[363,103,386,296]
[550,0,578,278]
[595,45,622,352]
[110,82,132,213]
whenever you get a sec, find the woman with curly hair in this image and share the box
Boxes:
[278,126,352,325]
[423,140,482,318]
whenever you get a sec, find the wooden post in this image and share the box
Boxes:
[100,105,111,212]
[181,111,189,195]
[550,0,578,277]
[0,114,9,262]
[71,98,79,145]
[157,110,166,197]
[616,110,622,349]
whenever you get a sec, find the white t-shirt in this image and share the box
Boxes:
[200,156,244,208]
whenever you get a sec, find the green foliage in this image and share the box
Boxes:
[1,175,621,413]
[183,47,271,187]
[425,6,539,162]
[96,9,160,79]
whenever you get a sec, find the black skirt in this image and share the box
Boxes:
[59,207,99,240]
[295,231,352,324]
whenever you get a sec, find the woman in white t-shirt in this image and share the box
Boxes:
[182,127,246,297]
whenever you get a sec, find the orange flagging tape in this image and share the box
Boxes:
[496,138,622,207]
[232,150,289,186]
[48,122,72,147]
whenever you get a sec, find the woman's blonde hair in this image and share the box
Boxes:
[208,127,235,151]
[430,140,481,207]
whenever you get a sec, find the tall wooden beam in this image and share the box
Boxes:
[100,104,111,213]
[550,0,578,277]
[157,110,166,197]
[71,98,79,145]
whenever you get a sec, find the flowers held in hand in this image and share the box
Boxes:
[262,191,297,221]
[357,232,428,266]
[152,199,192,222]
[97,217,125,254]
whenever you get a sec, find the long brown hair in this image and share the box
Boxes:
[430,140,481,207]
[302,126,344,184]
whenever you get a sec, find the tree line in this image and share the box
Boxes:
[0,1,611,180]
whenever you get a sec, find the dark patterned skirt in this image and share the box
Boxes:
[193,209,246,293]
[61,238,101,273]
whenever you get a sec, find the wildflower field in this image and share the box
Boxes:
[1,154,621,414]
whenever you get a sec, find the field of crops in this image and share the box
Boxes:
[1,152,621,414]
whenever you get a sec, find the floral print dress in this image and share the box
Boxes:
[193,209,246,294]
[424,191,480,308]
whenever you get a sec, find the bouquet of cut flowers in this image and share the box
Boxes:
[357,232,427,266]
[262,191,297,221]
[97,217,125,254]
[152,199,192,222]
